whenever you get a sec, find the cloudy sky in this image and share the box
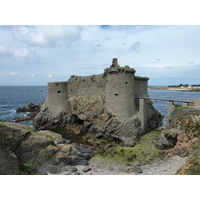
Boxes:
[0,25,200,86]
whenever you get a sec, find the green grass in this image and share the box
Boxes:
[94,129,162,164]
[18,163,36,175]
[23,126,36,132]
[192,160,199,165]
[184,140,200,175]
[192,145,199,150]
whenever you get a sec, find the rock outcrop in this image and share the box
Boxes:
[0,121,93,175]
[0,140,19,175]
[14,102,42,122]
[156,107,200,157]
[33,96,162,146]
[16,102,39,113]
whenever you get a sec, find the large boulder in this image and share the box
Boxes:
[0,122,31,151]
[0,121,93,175]
[156,129,179,150]
[0,140,19,175]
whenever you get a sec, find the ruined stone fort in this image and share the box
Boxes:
[46,58,148,119]
[34,58,161,146]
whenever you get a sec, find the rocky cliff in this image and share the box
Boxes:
[0,121,93,175]
[155,106,200,175]
[32,96,162,146]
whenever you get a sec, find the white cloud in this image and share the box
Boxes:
[0,44,10,57]
[0,44,7,54]
[1,25,200,86]
[13,48,39,63]
[10,72,18,75]
[12,25,82,48]
[30,74,35,77]
[48,74,52,78]
[14,48,30,59]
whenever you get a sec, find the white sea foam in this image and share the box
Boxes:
[10,109,16,113]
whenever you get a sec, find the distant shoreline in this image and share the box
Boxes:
[148,86,200,92]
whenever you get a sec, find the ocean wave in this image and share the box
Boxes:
[0,104,15,108]
[10,109,17,113]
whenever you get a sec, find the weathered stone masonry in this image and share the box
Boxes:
[33,58,162,146]
[45,58,148,119]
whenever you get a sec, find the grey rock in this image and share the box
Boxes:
[46,165,63,174]
[60,171,71,175]
[156,134,169,150]
[73,171,80,175]
[65,165,77,173]
[83,121,92,128]
[126,153,137,162]
[82,166,92,173]
[0,121,93,175]
[131,153,137,159]
[134,167,143,174]
[94,133,103,138]
[109,148,116,155]
[105,143,112,149]
[169,129,180,139]
[68,155,89,166]
[61,166,67,172]
[0,141,19,175]
[16,103,37,113]
[126,157,133,162]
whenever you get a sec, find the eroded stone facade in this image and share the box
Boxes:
[33,58,162,146]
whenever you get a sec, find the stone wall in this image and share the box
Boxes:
[194,98,200,109]
[105,72,136,120]
[134,76,149,111]
[166,101,176,129]
[67,74,106,98]
[42,82,68,117]
[134,76,149,97]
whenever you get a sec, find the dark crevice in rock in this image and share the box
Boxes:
[70,115,84,125]
[13,131,32,153]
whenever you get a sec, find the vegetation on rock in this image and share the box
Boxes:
[156,106,200,175]
[18,163,36,175]
[0,121,93,175]
[93,129,163,165]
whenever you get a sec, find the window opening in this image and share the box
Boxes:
[115,94,118,96]
[57,91,61,93]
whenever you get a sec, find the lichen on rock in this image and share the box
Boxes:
[0,121,93,175]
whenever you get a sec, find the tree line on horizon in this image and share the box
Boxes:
[168,83,200,88]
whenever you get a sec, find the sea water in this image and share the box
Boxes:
[0,86,47,125]
[0,86,200,127]
[148,89,200,127]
